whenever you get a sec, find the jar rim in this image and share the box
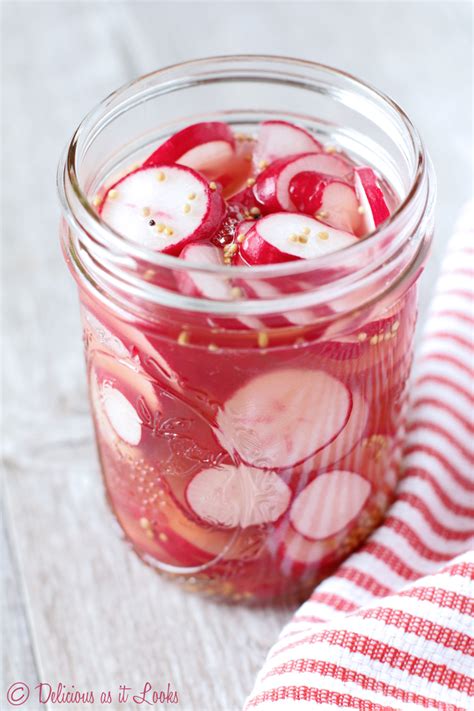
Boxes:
[58,54,428,277]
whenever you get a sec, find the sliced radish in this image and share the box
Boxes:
[253,121,322,168]
[215,369,352,469]
[235,219,255,237]
[143,122,235,168]
[176,241,233,299]
[254,152,353,212]
[238,278,316,327]
[289,172,362,233]
[185,464,291,528]
[354,167,390,234]
[90,355,160,448]
[100,165,225,255]
[101,385,142,445]
[290,470,371,540]
[175,241,266,331]
[240,212,358,265]
[310,391,368,470]
[282,530,334,566]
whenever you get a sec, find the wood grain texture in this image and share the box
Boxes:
[2,2,472,710]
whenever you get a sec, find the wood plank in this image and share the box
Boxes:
[1,514,40,694]
[2,2,472,710]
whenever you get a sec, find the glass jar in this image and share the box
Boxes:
[57,56,435,603]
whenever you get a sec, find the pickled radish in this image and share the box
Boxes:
[253,120,322,167]
[85,117,402,601]
[215,369,352,469]
[90,355,160,448]
[177,241,233,299]
[309,391,368,470]
[354,167,390,233]
[240,212,358,265]
[143,122,235,168]
[100,165,225,254]
[282,530,334,566]
[289,172,362,233]
[254,152,353,212]
[290,470,371,540]
[102,386,142,445]
[185,464,291,528]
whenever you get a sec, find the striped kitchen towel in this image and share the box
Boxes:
[244,202,474,711]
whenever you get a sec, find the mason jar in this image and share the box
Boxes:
[57,55,435,603]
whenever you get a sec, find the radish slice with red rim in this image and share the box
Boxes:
[215,369,352,469]
[282,531,334,566]
[90,356,160,448]
[354,167,390,234]
[253,121,323,167]
[240,212,358,265]
[101,385,142,445]
[100,165,225,255]
[290,470,371,540]
[309,391,368,470]
[143,122,235,168]
[185,464,291,528]
[176,241,266,331]
[289,172,362,233]
[254,152,353,212]
[176,241,234,299]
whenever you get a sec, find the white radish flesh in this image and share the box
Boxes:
[101,384,142,445]
[177,241,233,299]
[309,391,368,470]
[100,165,224,254]
[254,152,353,212]
[185,464,291,528]
[290,470,371,540]
[215,369,352,469]
[254,120,322,167]
[143,121,235,167]
[241,212,358,265]
[354,167,390,234]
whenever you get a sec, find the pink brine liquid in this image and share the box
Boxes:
[81,120,417,602]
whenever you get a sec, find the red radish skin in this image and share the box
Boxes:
[100,165,225,255]
[176,241,235,299]
[253,121,323,168]
[254,152,353,212]
[185,464,292,528]
[143,122,235,168]
[289,172,362,234]
[240,212,358,265]
[215,369,352,469]
[289,469,371,541]
[307,391,368,472]
[354,167,390,234]
[175,241,266,332]
[281,530,336,568]
[235,219,255,237]
[114,490,238,571]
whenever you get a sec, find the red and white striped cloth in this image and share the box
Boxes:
[244,203,474,711]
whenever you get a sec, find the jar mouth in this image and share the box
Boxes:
[58,54,434,317]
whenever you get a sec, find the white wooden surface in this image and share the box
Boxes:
[2,2,472,710]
